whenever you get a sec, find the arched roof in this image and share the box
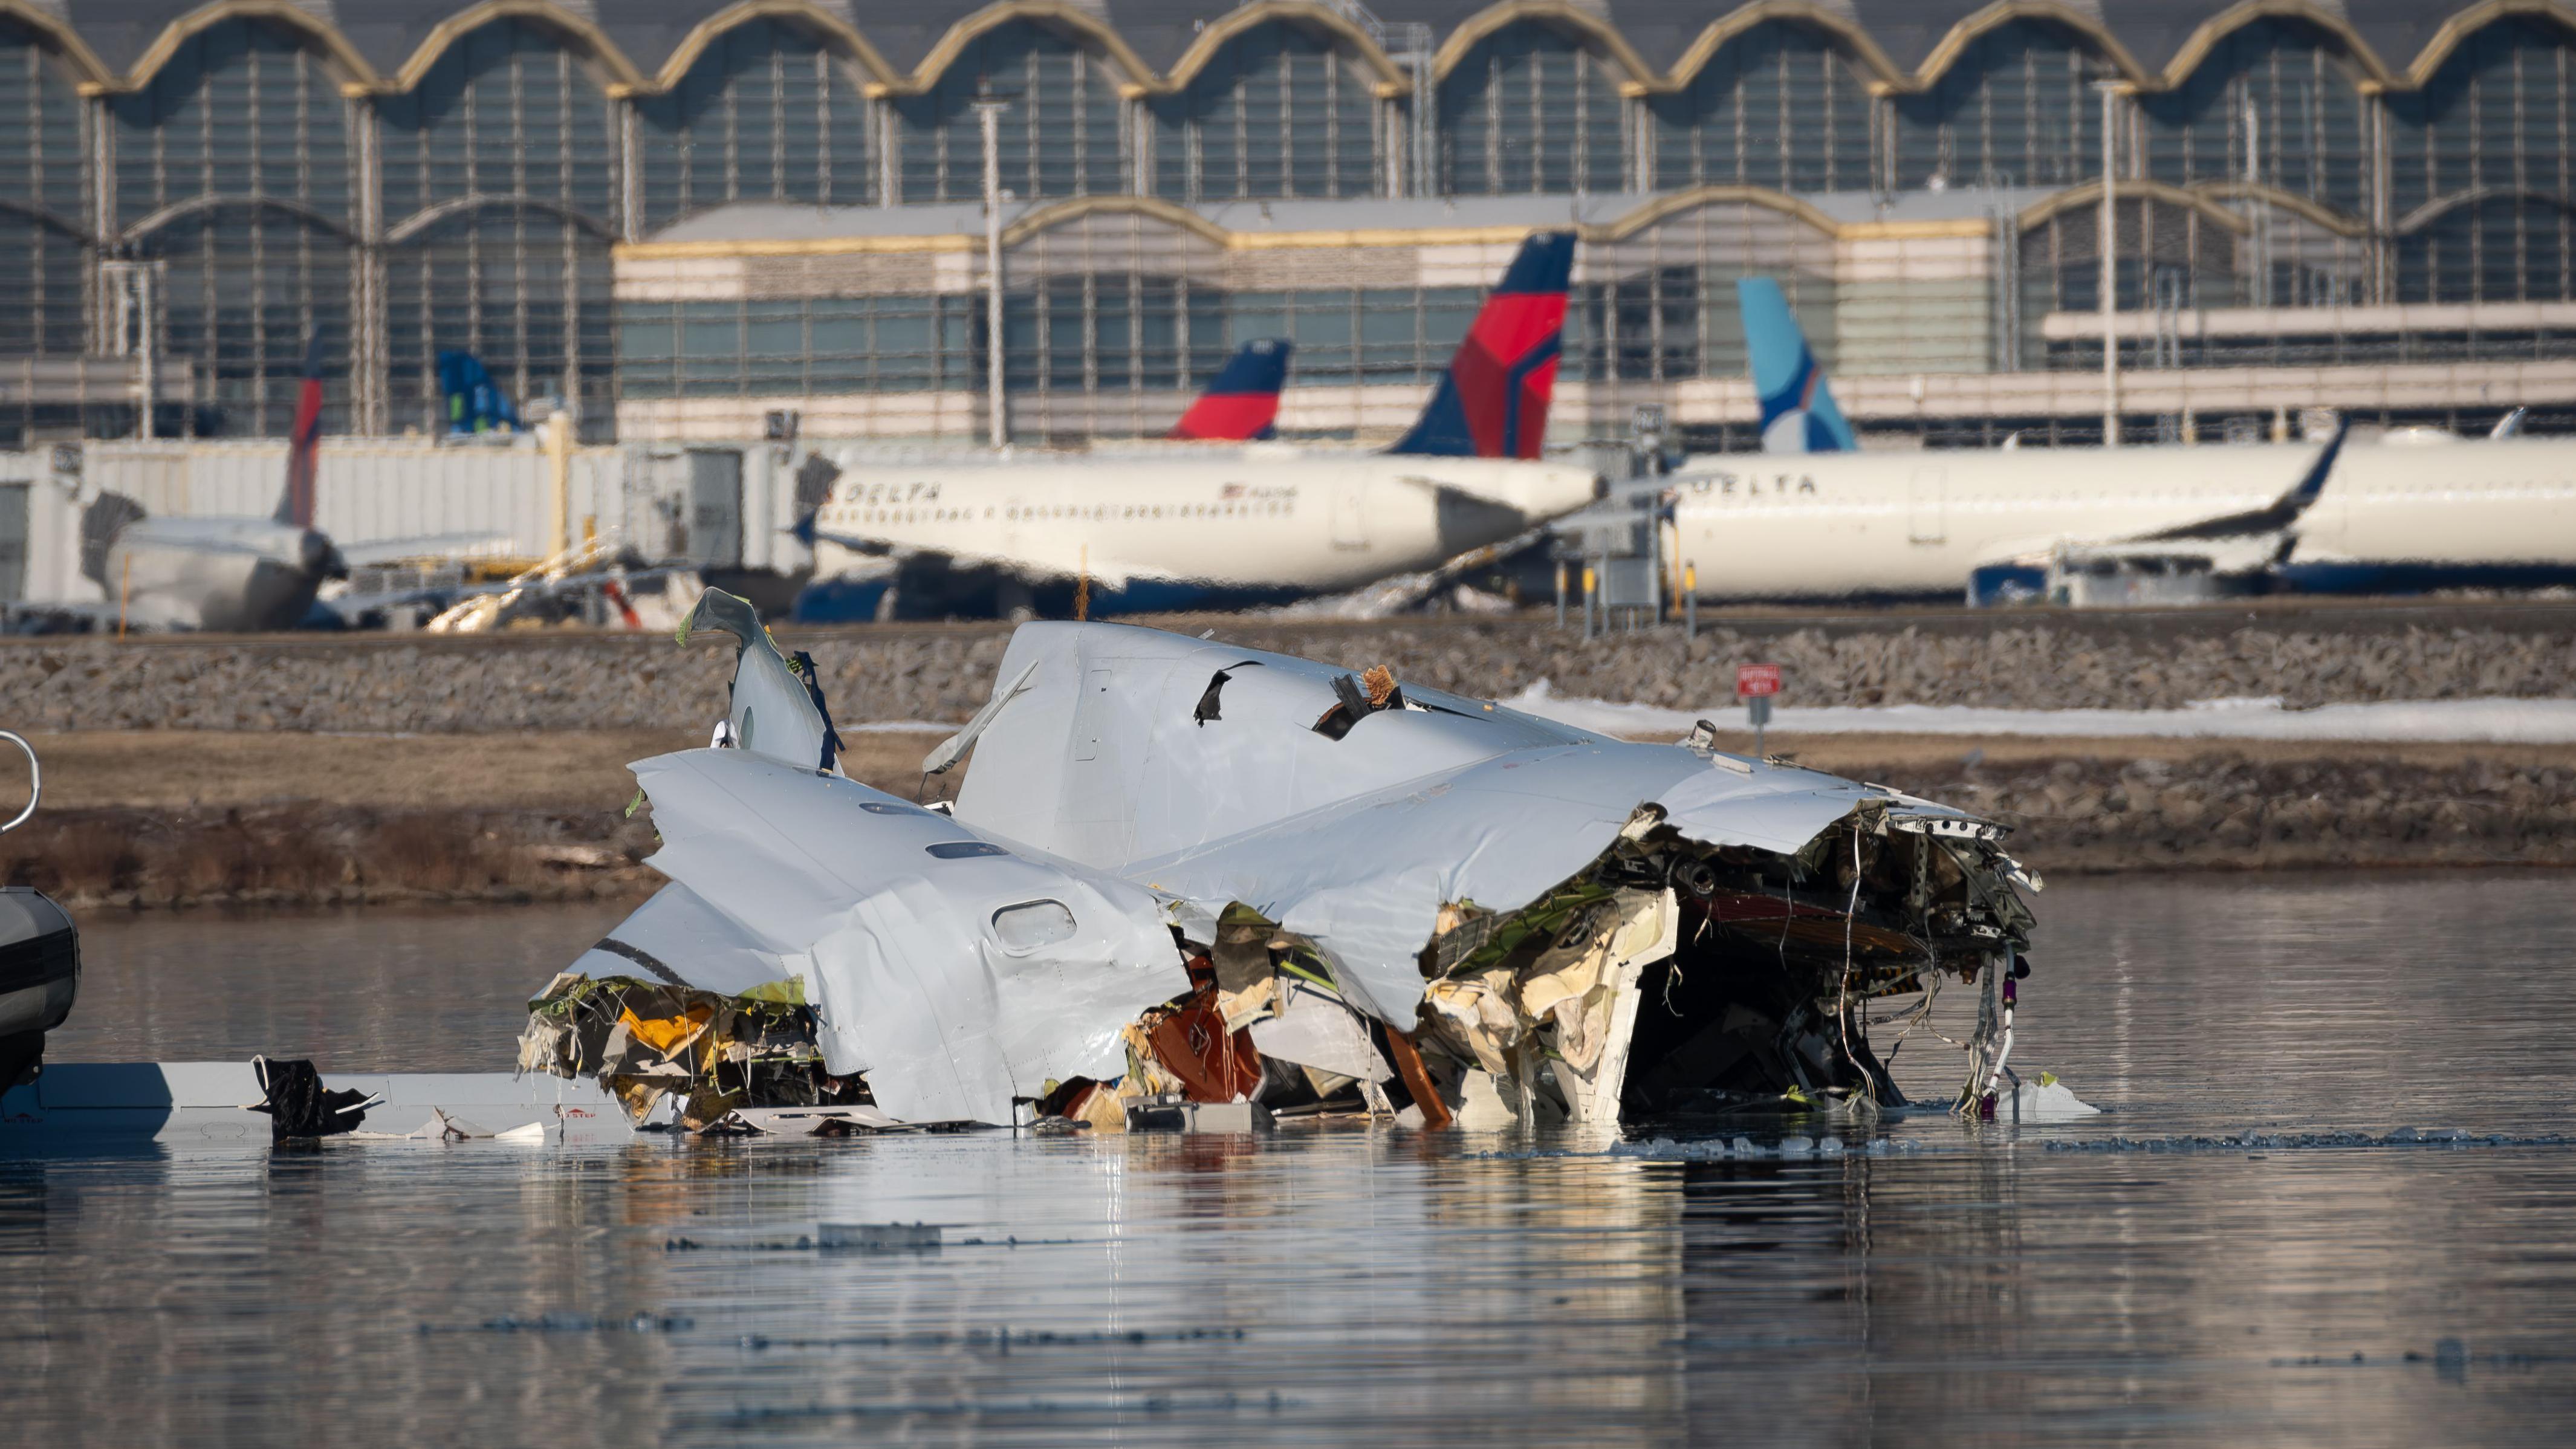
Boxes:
[895,2,1163,97]
[1912,2,2154,86]
[1596,184,1843,241]
[2406,0,2576,85]
[0,1,112,87]
[2016,177,2278,236]
[639,1,901,95]
[1004,193,1233,246]
[27,1,2576,99]
[1429,1,1660,88]
[2159,1,2399,89]
[1160,2,1410,95]
[99,1,380,92]
[1663,5,1909,93]
[384,1,646,93]
[120,192,360,245]
[2395,184,2576,234]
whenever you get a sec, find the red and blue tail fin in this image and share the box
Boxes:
[1387,230,1575,459]
[1168,339,1293,440]
[275,332,326,528]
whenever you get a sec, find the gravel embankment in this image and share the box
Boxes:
[7,614,2574,732]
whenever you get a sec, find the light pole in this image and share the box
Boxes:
[2095,79,2124,447]
[973,95,1012,450]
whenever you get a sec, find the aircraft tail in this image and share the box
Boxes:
[1387,231,1575,459]
[1738,277,1856,455]
[1168,339,1293,441]
[276,333,325,528]
[436,349,521,435]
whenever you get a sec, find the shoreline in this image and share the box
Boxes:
[9,728,2572,907]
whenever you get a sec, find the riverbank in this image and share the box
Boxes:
[8,603,2575,732]
[7,728,2569,907]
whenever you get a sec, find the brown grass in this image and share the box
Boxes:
[2,728,952,812]
[3,803,661,907]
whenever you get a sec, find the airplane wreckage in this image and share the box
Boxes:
[524,591,2049,1137]
[5,591,2057,1143]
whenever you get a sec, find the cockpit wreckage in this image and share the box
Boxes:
[512,590,2046,1137]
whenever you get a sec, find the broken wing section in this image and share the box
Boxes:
[1109,730,2028,1126]
[678,588,843,772]
[629,748,1190,1124]
[1120,741,1893,1023]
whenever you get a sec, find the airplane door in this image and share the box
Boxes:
[1331,479,1369,551]
[1908,466,1947,544]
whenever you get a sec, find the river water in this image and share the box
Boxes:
[10,873,2576,1445]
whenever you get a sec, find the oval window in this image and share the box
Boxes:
[990,900,1077,950]
[924,840,1008,859]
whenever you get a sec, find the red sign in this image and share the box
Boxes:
[1736,663,1782,698]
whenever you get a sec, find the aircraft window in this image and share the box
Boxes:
[858,800,926,815]
[991,900,1078,950]
[924,840,1008,859]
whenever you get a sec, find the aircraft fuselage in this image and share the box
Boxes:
[1670,437,2576,599]
[808,449,1603,612]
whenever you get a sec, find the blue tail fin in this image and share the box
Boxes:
[1738,277,1855,454]
[1388,231,1575,459]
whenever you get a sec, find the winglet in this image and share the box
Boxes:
[2282,414,2351,518]
[2136,415,2351,542]
[1738,277,1855,455]
[1169,339,1293,441]
[1387,231,1575,459]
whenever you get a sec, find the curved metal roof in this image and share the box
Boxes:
[18,1,2571,92]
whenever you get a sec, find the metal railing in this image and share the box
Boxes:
[1,730,36,835]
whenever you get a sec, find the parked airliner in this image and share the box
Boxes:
[793,233,1602,618]
[74,339,349,631]
[1673,282,2576,601]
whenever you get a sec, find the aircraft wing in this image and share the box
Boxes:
[334,533,517,567]
[1965,421,2352,604]
[806,522,1143,588]
[2118,418,2350,546]
[1973,419,2352,572]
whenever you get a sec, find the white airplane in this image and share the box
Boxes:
[1672,285,2576,603]
[793,233,1604,619]
[66,343,352,632]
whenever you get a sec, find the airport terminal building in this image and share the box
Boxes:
[7,1,2576,447]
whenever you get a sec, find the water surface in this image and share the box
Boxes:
[10,874,2576,1445]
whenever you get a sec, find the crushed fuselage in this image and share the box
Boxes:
[521,592,2039,1133]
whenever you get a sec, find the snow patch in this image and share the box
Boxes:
[1504,682,2576,745]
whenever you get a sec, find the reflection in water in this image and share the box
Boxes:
[8,874,2576,1444]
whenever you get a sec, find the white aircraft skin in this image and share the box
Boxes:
[1668,436,2576,600]
[808,447,1603,609]
[2292,435,2576,571]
